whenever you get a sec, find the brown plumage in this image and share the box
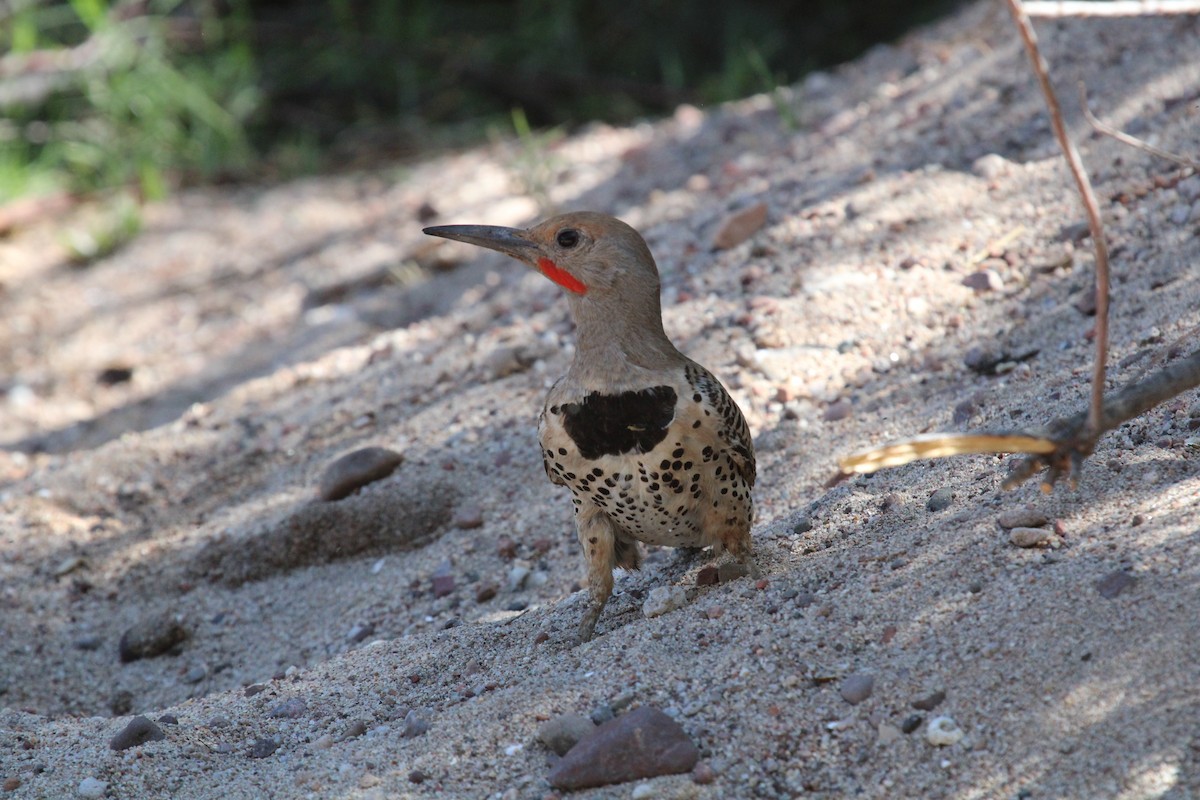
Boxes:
[424,212,755,642]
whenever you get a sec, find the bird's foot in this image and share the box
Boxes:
[574,603,603,645]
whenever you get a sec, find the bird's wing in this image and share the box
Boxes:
[685,363,756,488]
[537,404,570,486]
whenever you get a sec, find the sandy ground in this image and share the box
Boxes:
[3,3,1200,798]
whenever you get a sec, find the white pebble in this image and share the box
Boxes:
[926,715,965,746]
[631,782,656,799]
[504,743,524,756]
[77,778,108,798]
[507,565,531,592]
[642,585,690,618]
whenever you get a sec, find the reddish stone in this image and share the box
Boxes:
[547,706,699,791]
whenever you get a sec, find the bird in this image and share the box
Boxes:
[423,212,756,642]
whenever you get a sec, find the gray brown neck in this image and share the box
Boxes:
[566,293,683,386]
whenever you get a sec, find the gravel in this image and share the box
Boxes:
[2,3,1199,799]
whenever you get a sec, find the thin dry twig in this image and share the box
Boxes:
[1078,82,1200,170]
[1006,0,1111,438]
[1024,1,1200,16]
[839,345,1200,489]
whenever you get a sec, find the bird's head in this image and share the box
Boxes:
[423,211,660,302]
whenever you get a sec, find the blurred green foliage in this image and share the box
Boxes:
[0,0,965,204]
[0,0,259,202]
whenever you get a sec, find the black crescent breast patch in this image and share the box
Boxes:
[558,386,677,460]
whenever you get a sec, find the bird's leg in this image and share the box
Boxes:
[574,505,620,644]
[720,525,760,579]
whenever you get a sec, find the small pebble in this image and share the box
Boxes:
[1010,527,1053,548]
[318,447,403,501]
[1095,569,1136,599]
[792,515,813,534]
[927,488,953,512]
[248,737,279,758]
[475,583,499,603]
[183,665,207,683]
[77,777,107,798]
[157,714,178,725]
[901,715,923,734]
[961,269,1003,293]
[643,586,690,618]
[3,777,20,792]
[712,202,768,249]
[409,770,429,784]
[96,365,135,386]
[912,690,946,711]
[839,673,874,705]
[926,716,964,746]
[538,713,596,756]
[118,611,189,662]
[432,573,456,597]
[1074,290,1098,316]
[692,762,717,785]
[109,715,166,751]
[74,635,103,651]
[695,566,719,586]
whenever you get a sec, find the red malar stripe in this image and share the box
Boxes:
[538,258,587,295]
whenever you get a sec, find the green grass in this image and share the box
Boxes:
[1,0,259,204]
[0,0,969,208]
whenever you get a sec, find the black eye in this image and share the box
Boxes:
[556,229,580,248]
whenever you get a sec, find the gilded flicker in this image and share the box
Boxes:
[424,212,756,642]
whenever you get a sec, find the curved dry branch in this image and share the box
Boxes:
[1005,0,1112,440]
[838,346,1200,490]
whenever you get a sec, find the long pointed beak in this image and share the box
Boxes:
[422,224,540,264]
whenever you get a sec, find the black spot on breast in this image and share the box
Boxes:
[560,386,677,460]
